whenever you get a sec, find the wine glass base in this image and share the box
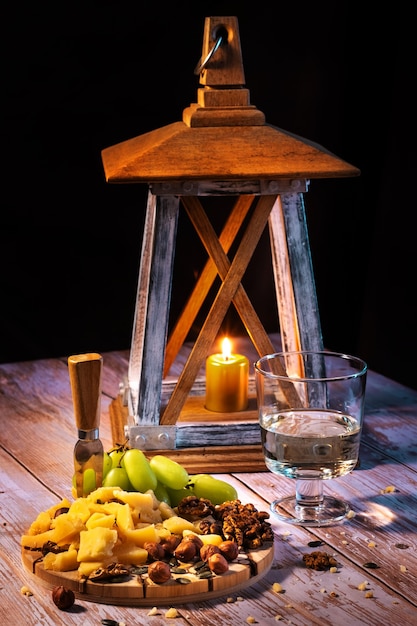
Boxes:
[270,495,351,527]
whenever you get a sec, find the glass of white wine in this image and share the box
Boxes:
[255,351,367,526]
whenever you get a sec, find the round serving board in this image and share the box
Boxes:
[22,542,274,606]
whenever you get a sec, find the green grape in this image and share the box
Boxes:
[72,453,112,495]
[187,474,205,485]
[82,468,98,494]
[102,467,132,490]
[166,484,195,507]
[103,452,112,479]
[122,448,158,492]
[109,448,125,468]
[153,481,171,505]
[192,474,238,505]
[149,455,189,490]
[72,468,99,496]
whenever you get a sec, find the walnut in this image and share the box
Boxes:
[219,540,239,561]
[197,518,223,536]
[174,539,198,561]
[52,585,75,610]
[200,543,221,562]
[207,552,229,574]
[303,551,338,571]
[176,495,215,519]
[144,541,166,561]
[147,560,171,584]
[214,500,273,548]
[88,562,130,581]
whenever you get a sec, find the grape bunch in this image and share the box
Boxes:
[74,445,237,507]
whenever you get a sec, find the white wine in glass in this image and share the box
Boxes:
[255,351,367,526]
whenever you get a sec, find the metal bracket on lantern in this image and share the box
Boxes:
[103,16,360,472]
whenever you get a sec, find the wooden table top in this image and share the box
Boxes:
[1,343,417,625]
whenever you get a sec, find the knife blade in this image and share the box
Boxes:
[68,353,104,497]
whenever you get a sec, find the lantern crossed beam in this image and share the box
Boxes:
[172,196,280,368]
[160,194,299,427]
[163,194,253,377]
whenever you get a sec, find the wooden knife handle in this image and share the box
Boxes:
[68,353,103,432]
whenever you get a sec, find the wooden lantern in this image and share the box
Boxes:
[101,16,359,471]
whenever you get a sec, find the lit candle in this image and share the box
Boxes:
[205,338,249,412]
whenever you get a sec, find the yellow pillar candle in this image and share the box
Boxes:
[205,338,249,412]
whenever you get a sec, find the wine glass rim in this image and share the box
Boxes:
[254,350,368,381]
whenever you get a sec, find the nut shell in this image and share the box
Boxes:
[219,540,239,561]
[144,541,166,561]
[200,543,221,562]
[52,585,75,610]
[147,560,172,584]
[183,533,204,549]
[160,534,181,555]
[207,552,229,574]
[174,539,198,561]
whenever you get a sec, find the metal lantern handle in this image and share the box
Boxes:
[194,31,225,75]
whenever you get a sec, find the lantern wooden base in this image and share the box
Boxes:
[109,335,274,472]
[109,392,268,473]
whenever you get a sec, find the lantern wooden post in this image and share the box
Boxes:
[102,16,359,471]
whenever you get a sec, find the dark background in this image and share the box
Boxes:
[3,2,416,389]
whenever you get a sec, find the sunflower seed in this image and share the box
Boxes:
[130,566,148,575]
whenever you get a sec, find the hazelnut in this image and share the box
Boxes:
[143,541,166,561]
[52,585,75,610]
[174,539,198,561]
[183,533,204,550]
[160,534,181,555]
[199,543,221,562]
[207,552,229,574]
[219,540,239,561]
[147,560,172,584]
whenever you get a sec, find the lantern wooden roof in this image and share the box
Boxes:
[101,16,359,184]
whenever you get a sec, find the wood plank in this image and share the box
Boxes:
[131,194,180,424]
[201,474,417,625]
[280,192,324,353]
[127,191,157,416]
[269,195,301,355]
[233,443,417,607]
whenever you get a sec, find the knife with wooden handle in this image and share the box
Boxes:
[68,353,104,497]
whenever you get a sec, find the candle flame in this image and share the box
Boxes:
[221,337,232,361]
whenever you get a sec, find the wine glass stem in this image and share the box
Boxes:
[295,478,323,508]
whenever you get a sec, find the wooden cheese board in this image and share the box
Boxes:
[22,542,274,606]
